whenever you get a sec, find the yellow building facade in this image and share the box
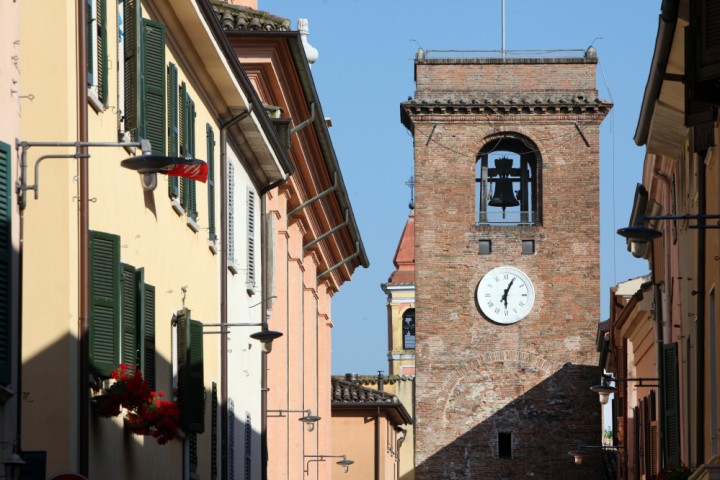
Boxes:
[15,0,290,477]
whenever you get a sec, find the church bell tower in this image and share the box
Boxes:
[400,47,612,479]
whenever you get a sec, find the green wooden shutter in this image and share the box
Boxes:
[227,161,235,265]
[188,97,197,221]
[207,124,216,241]
[211,382,218,480]
[663,342,680,466]
[0,142,12,385]
[180,82,189,210]
[97,0,107,103]
[86,0,94,87]
[120,263,137,367]
[189,432,198,473]
[123,0,139,137]
[139,273,156,390]
[140,19,166,154]
[89,231,120,377]
[246,188,256,290]
[167,63,179,198]
[179,88,197,219]
[244,412,252,480]
[179,310,205,433]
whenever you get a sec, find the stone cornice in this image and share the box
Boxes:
[402,95,612,117]
[401,96,612,131]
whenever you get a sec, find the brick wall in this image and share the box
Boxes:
[415,58,598,98]
[404,56,610,479]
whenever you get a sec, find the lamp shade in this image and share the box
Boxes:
[617,225,662,243]
[250,330,283,353]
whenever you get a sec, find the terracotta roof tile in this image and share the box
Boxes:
[212,1,291,32]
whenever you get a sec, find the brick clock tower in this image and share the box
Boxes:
[400,48,612,479]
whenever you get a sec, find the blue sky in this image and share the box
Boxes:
[261,0,660,375]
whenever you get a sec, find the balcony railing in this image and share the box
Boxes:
[424,49,587,60]
[476,211,537,226]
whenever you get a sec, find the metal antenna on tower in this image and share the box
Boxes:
[501,0,506,59]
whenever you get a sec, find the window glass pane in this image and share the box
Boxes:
[521,240,534,255]
[479,240,491,255]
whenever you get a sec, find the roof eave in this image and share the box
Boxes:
[634,0,681,146]
[196,0,294,186]
[332,403,413,425]
[227,30,369,270]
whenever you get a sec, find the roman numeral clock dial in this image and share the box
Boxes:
[476,266,535,325]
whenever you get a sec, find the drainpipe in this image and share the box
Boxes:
[219,106,253,480]
[259,177,286,480]
[77,0,90,475]
[375,371,384,480]
[696,148,706,465]
[653,168,672,468]
[375,405,380,480]
[655,283,666,468]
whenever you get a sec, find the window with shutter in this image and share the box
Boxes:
[123,0,139,136]
[685,27,716,126]
[167,63,179,198]
[140,19,166,154]
[228,161,237,274]
[120,263,138,367]
[207,124,216,242]
[663,342,681,466]
[121,4,166,148]
[211,382,218,480]
[87,0,107,108]
[0,141,12,385]
[229,399,235,480]
[246,188,256,293]
[699,0,720,84]
[137,268,156,390]
[189,432,198,474]
[244,412,252,480]
[89,231,121,377]
[180,84,197,223]
[178,309,205,433]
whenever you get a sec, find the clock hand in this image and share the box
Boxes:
[500,278,515,308]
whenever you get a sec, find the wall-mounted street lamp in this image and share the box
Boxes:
[590,374,659,405]
[618,213,720,243]
[2,450,25,480]
[568,445,623,465]
[267,408,321,432]
[202,322,282,353]
[303,454,354,475]
[16,138,207,209]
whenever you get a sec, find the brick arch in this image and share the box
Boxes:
[433,349,565,422]
[476,128,544,156]
[475,131,543,225]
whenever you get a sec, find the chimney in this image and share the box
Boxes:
[345,373,358,383]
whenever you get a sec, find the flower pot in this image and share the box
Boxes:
[92,394,121,418]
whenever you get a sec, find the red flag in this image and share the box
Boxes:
[166,162,208,183]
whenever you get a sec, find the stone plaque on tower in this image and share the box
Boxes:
[400,47,612,479]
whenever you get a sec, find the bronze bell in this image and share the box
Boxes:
[489,178,519,210]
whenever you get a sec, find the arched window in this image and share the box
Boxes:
[476,134,541,225]
[402,308,415,350]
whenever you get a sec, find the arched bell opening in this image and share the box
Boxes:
[475,134,541,226]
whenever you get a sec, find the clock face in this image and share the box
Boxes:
[476,266,535,325]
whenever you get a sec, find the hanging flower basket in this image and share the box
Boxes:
[91,394,121,418]
[125,393,181,445]
[95,364,181,445]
